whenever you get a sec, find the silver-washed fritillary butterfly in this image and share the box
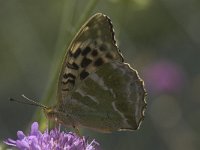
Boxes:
[43,13,147,132]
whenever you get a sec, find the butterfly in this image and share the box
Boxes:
[39,13,146,133]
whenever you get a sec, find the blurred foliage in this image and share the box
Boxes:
[1,0,200,150]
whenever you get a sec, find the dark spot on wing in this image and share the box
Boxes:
[80,70,89,80]
[68,51,73,57]
[63,73,76,80]
[105,53,113,59]
[82,47,91,56]
[81,57,92,68]
[66,62,79,70]
[73,48,81,58]
[94,58,104,67]
[99,44,107,51]
[91,49,98,57]
[63,73,68,79]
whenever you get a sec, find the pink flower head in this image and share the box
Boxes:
[4,122,100,150]
[143,60,185,94]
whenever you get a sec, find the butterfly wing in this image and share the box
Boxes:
[65,61,146,132]
[55,13,146,132]
[57,13,123,104]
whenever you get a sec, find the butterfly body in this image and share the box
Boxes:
[44,13,146,132]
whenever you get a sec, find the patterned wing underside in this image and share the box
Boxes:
[65,62,146,132]
[57,13,124,103]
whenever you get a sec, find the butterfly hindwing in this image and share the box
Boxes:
[57,13,123,104]
[63,61,146,132]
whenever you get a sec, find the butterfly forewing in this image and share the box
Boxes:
[57,13,123,104]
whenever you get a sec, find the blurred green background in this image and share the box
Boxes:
[1,0,200,149]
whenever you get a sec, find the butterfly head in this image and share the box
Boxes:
[43,106,60,122]
[43,105,71,126]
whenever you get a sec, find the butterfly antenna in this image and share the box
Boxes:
[9,94,48,109]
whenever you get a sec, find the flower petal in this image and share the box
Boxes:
[17,131,25,140]
[30,122,41,136]
[3,138,16,146]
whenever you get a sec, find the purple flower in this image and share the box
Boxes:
[143,60,186,94]
[4,122,100,150]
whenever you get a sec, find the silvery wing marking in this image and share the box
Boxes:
[57,13,124,105]
[62,61,146,132]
